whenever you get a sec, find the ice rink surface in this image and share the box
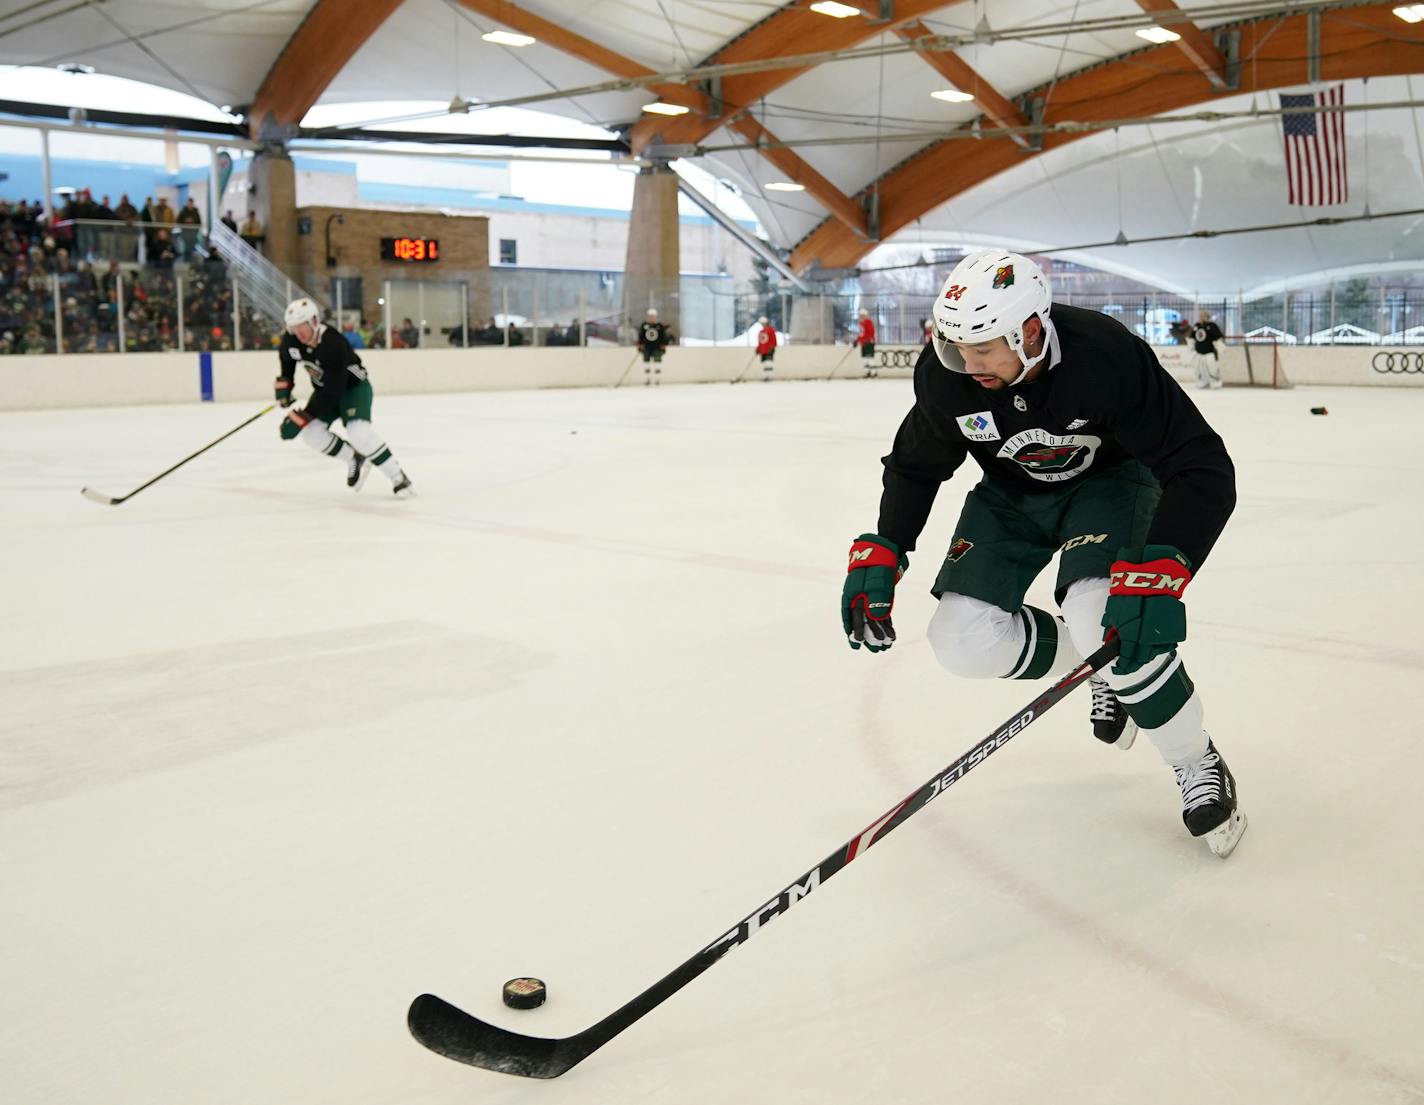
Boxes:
[2,377,1422,1105]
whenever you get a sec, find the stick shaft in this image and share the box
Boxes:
[92,404,275,503]
[409,639,1119,1076]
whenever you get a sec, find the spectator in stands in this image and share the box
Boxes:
[175,198,202,256]
[564,321,580,346]
[396,316,420,348]
[151,228,177,269]
[221,209,238,233]
[153,196,175,229]
[140,196,157,256]
[239,210,263,251]
[115,194,138,223]
[342,319,366,348]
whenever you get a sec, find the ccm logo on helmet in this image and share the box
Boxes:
[1110,570,1187,593]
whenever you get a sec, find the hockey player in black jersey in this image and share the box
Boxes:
[276,298,413,497]
[841,251,1245,856]
[638,308,672,385]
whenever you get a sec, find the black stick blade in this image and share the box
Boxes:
[80,488,119,506]
[407,993,577,1079]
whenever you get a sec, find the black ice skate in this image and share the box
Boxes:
[1088,676,1136,749]
[1173,738,1247,857]
[392,473,415,498]
[346,451,369,491]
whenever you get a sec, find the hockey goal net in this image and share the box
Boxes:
[1155,337,1293,389]
[1221,336,1292,388]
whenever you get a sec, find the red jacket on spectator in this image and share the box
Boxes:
[756,323,776,356]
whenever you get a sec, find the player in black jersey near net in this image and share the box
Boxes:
[841,251,1246,857]
[638,308,672,386]
[1190,310,1225,390]
[276,298,413,497]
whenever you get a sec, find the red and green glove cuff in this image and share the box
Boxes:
[842,534,908,652]
[1102,545,1193,674]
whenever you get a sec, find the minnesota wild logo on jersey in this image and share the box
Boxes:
[997,428,1101,482]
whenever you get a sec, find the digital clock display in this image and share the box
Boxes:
[381,237,440,263]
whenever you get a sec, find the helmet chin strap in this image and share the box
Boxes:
[1006,315,1054,386]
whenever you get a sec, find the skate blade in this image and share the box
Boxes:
[1205,808,1247,858]
[1116,720,1137,751]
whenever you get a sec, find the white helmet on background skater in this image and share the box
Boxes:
[931,250,1053,384]
[284,297,321,338]
[646,308,659,320]
[757,316,769,326]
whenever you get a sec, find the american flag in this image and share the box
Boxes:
[1280,84,1348,206]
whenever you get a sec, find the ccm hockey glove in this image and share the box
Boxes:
[275,376,295,407]
[1102,545,1192,674]
[842,534,908,652]
[278,407,310,441]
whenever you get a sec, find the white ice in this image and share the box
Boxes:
[2,379,1422,1105]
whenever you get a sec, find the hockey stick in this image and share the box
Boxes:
[407,638,1119,1079]
[81,403,276,506]
[612,350,642,389]
[730,349,759,385]
[822,343,857,382]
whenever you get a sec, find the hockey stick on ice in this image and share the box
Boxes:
[80,403,276,506]
[730,349,758,385]
[822,343,857,381]
[612,351,642,389]
[407,638,1119,1079]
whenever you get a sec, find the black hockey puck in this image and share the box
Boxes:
[502,977,547,1009]
[1310,406,1329,415]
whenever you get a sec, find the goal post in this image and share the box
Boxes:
[1222,335,1292,389]
[1152,337,1293,389]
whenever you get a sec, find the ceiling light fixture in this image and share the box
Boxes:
[931,88,975,103]
[482,30,536,46]
[1135,26,1181,43]
[765,181,805,192]
[810,2,861,18]
[642,101,691,116]
[1393,4,1424,21]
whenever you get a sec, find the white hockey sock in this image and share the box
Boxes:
[926,593,1077,680]
[1059,577,1208,766]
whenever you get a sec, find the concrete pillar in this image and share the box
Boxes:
[791,296,835,345]
[622,164,680,334]
[249,147,300,279]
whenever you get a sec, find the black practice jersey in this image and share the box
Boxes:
[1192,320,1224,355]
[277,326,368,421]
[878,304,1235,570]
[638,321,670,350]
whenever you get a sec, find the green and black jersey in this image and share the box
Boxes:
[277,326,368,422]
[878,304,1235,570]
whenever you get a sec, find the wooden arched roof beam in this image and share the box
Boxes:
[894,21,1034,151]
[457,0,868,237]
[791,3,1424,272]
[249,0,406,140]
[1134,0,1230,88]
[629,0,967,156]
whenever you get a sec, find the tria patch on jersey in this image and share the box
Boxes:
[959,411,1000,441]
[945,537,974,563]
[997,429,1102,483]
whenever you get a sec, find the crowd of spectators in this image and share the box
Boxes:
[1,195,280,354]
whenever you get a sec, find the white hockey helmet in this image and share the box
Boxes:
[646,308,659,320]
[284,297,321,337]
[931,250,1053,384]
[858,308,870,318]
[757,315,769,326]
